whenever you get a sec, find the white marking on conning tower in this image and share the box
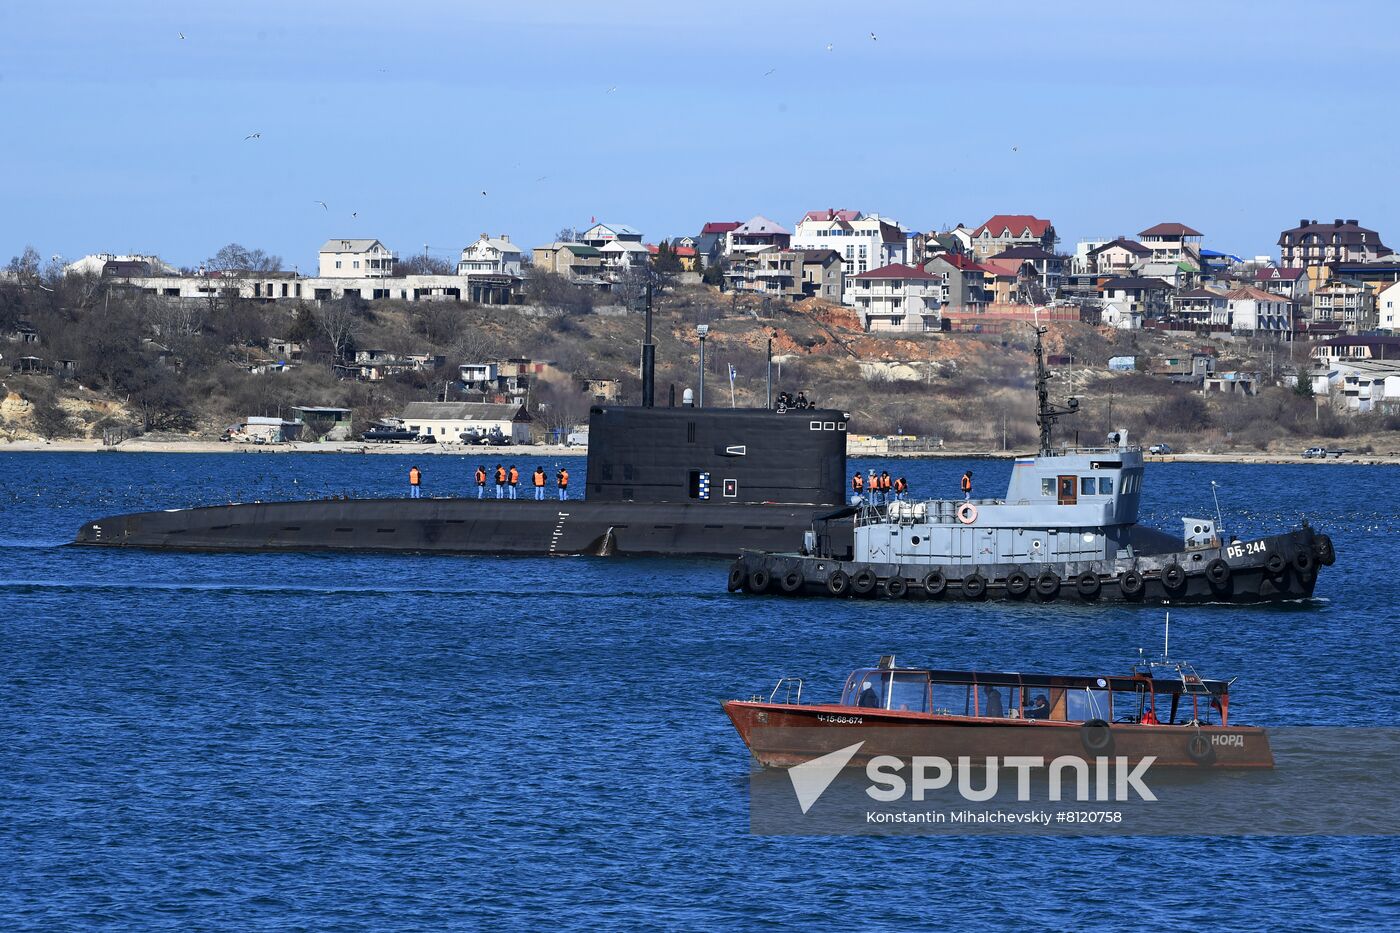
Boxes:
[549,512,571,554]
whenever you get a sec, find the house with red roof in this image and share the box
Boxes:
[791,208,907,288]
[1255,265,1307,300]
[1225,286,1293,335]
[923,253,991,312]
[969,214,1056,258]
[696,221,741,269]
[846,263,941,332]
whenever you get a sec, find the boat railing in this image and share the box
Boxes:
[1040,444,1142,456]
[768,677,804,705]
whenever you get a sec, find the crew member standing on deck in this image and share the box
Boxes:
[408,465,422,498]
[851,471,865,504]
[532,466,546,500]
[961,470,973,501]
[495,464,507,499]
[475,465,487,499]
[894,476,907,501]
[879,470,891,504]
[557,466,570,500]
[508,465,520,500]
[868,469,879,505]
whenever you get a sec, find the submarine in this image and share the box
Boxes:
[73,300,853,558]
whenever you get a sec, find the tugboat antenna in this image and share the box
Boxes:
[1210,480,1225,539]
[1033,324,1078,454]
[1163,611,1170,661]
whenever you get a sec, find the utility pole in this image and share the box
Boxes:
[765,335,773,409]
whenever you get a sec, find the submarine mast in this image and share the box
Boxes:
[641,282,655,408]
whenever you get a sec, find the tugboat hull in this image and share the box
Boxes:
[728,527,1334,605]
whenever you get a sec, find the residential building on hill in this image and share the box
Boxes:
[1098,276,1173,317]
[579,223,643,248]
[1310,278,1374,333]
[532,243,604,281]
[727,215,791,253]
[923,253,990,312]
[318,239,395,278]
[1139,222,1203,264]
[696,221,741,268]
[1225,286,1293,335]
[986,245,1064,299]
[457,234,522,277]
[1379,280,1400,331]
[1087,238,1151,276]
[790,208,906,288]
[1172,287,1229,327]
[1277,218,1392,268]
[968,214,1056,258]
[1254,265,1308,300]
[845,263,941,332]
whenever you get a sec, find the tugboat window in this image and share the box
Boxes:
[1099,477,1114,494]
[1041,478,1055,497]
[843,672,891,708]
[1080,476,1096,496]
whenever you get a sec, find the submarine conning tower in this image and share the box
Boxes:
[584,405,848,506]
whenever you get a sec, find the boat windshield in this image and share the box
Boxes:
[841,670,929,712]
[1065,686,1113,722]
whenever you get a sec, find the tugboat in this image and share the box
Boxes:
[727,327,1334,604]
[724,643,1273,769]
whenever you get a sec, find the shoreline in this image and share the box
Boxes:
[2,438,1397,465]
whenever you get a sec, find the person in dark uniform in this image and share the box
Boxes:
[1026,695,1050,719]
[858,680,881,708]
[983,685,1004,717]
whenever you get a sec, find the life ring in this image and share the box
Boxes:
[1076,571,1101,599]
[884,577,908,599]
[827,569,850,596]
[1035,570,1060,599]
[956,502,978,525]
[1293,548,1314,574]
[1005,570,1031,598]
[1161,563,1187,591]
[1265,552,1286,576]
[748,568,771,594]
[1205,557,1231,589]
[961,572,987,600]
[1081,719,1114,756]
[727,563,746,592]
[923,570,947,597]
[1120,569,1145,597]
[779,569,805,594]
[851,568,877,595]
[1317,535,1336,566]
[1186,732,1216,766]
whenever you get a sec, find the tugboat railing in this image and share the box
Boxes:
[769,677,804,705]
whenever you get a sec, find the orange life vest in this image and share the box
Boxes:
[533,470,546,487]
[961,474,972,492]
[881,474,891,491]
[894,478,906,493]
[409,468,421,486]
[509,468,519,485]
[558,469,569,487]
[852,474,864,491]
[475,468,487,485]
[495,467,506,484]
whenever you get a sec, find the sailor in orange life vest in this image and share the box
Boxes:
[408,465,422,498]
[532,466,547,500]
[893,476,908,501]
[557,467,570,500]
[850,471,865,504]
[961,470,973,501]
[474,465,487,499]
[1141,706,1159,725]
[508,465,520,500]
[879,470,891,505]
[494,464,507,499]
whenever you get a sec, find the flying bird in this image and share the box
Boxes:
[481,190,488,197]
[178,32,186,40]
[314,200,328,210]
[350,211,357,219]
[870,31,877,40]
[535,175,548,182]
[825,43,833,52]
[244,132,260,140]
[606,86,617,94]
[1011,145,1019,152]
[764,68,776,76]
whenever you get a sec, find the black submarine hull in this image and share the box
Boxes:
[728,527,1335,605]
[73,498,851,558]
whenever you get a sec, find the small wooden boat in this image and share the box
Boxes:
[724,649,1273,770]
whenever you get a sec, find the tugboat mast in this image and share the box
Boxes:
[1033,324,1079,455]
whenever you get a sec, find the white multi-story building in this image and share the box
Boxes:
[1378,280,1400,331]
[318,239,396,278]
[791,208,906,290]
[457,234,522,276]
[845,263,941,332]
[1225,286,1292,335]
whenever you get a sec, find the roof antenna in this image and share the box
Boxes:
[1210,480,1225,540]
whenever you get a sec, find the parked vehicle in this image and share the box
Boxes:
[1302,447,1326,459]
[1148,443,1172,455]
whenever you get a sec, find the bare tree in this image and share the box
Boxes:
[207,243,283,273]
[554,226,580,243]
[317,299,361,361]
[398,253,456,275]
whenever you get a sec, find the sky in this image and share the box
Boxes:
[2,0,1398,271]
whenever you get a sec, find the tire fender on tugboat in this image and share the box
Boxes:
[780,567,804,594]
[748,567,771,594]
[1161,562,1188,591]
[1186,732,1217,766]
[1076,571,1101,599]
[1006,570,1031,598]
[923,570,947,598]
[728,563,746,592]
[851,568,877,596]
[1081,719,1114,757]
[884,576,908,599]
[962,572,987,600]
[1035,570,1060,599]
[1120,568,1145,597]
[1205,557,1231,588]
[827,569,850,596]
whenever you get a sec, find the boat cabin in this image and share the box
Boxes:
[850,431,1147,568]
[838,658,1230,726]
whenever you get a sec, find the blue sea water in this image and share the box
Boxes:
[4,450,1400,930]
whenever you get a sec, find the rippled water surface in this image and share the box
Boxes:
[4,451,1400,929]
